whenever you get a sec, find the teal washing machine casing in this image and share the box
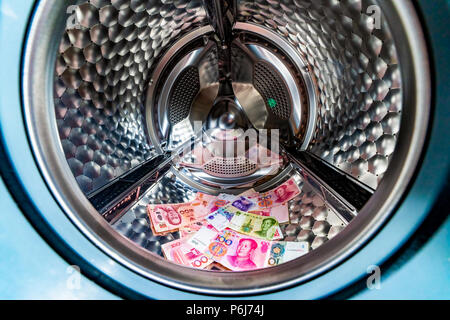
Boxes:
[0,0,449,299]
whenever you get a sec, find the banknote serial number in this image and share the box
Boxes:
[186,304,265,318]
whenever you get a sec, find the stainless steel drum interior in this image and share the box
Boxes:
[23,0,430,295]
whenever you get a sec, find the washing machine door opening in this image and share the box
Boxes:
[22,0,431,295]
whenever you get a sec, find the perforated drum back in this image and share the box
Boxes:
[203,157,258,178]
[254,61,292,120]
[168,66,200,125]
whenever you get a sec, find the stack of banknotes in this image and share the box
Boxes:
[147,177,309,271]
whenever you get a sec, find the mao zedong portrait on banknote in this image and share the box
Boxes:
[273,183,296,204]
[227,238,260,269]
[254,217,278,238]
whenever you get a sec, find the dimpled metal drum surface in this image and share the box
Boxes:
[54,0,208,194]
[55,0,403,195]
[113,172,195,256]
[113,169,346,258]
[238,0,402,189]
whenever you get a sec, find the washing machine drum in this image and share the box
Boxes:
[22,0,432,295]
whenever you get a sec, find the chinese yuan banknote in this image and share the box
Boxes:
[195,192,217,206]
[228,210,280,241]
[249,203,290,224]
[272,226,284,241]
[147,202,206,235]
[161,238,213,269]
[189,227,270,271]
[250,177,301,210]
[188,199,211,220]
[187,226,219,255]
[196,192,256,214]
[231,196,256,212]
[178,219,215,239]
[238,188,259,199]
[196,192,238,214]
[265,241,309,267]
[206,206,285,239]
[205,205,237,231]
